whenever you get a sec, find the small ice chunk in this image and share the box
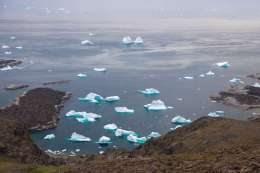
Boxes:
[0,65,13,71]
[89,33,95,36]
[2,45,10,49]
[134,36,144,44]
[81,40,94,45]
[86,113,102,119]
[77,73,87,78]
[76,116,95,123]
[75,149,80,152]
[139,88,160,95]
[206,71,215,76]
[10,36,16,40]
[105,96,120,102]
[99,150,104,154]
[4,51,12,55]
[229,78,244,85]
[171,125,182,131]
[65,111,101,122]
[96,136,112,144]
[44,134,56,140]
[93,68,106,72]
[114,129,136,137]
[104,123,118,131]
[122,36,133,45]
[199,74,205,78]
[208,111,224,117]
[171,116,192,125]
[144,100,168,111]
[183,76,194,80]
[216,62,230,68]
[65,110,84,118]
[78,92,104,103]
[252,83,260,88]
[16,46,23,50]
[147,132,161,139]
[127,134,147,144]
[115,107,134,114]
[68,132,91,142]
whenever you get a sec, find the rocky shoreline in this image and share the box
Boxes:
[0,59,22,69]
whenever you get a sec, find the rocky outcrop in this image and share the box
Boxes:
[0,59,22,68]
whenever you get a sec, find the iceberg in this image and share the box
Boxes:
[229,78,244,85]
[65,110,101,123]
[139,88,160,95]
[10,36,16,40]
[86,112,102,119]
[199,74,206,78]
[0,65,13,71]
[105,96,120,102]
[104,123,118,131]
[171,116,192,125]
[2,45,9,49]
[147,132,161,139]
[208,111,224,117]
[127,134,147,144]
[183,76,194,80]
[252,83,260,88]
[68,132,91,142]
[114,128,136,137]
[76,116,95,123]
[96,136,112,145]
[78,92,104,103]
[122,36,133,45]
[216,62,230,68]
[134,36,144,44]
[4,51,12,55]
[81,40,94,45]
[93,68,107,72]
[115,107,134,114]
[65,110,85,118]
[144,100,169,111]
[16,46,23,50]
[171,125,182,131]
[77,73,87,78]
[44,134,56,140]
[206,71,215,76]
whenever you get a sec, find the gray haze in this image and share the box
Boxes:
[1,0,260,19]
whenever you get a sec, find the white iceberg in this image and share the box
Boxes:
[4,51,12,55]
[199,74,206,78]
[10,36,16,40]
[208,111,224,117]
[44,134,56,140]
[127,134,147,144]
[252,83,260,88]
[65,110,101,123]
[104,123,118,131]
[76,116,95,123]
[16,46,23,50]
[2,45,9,49]
[147,132,161,139]
[96,136,112,144]
[78,92,104,103]
[68,132,91,142]
[122,36,133,45]
[105,96,120,102]
[115,107,134,114]
[144,100,169,111]
[139,88,160,95]
[114,129,136,137]
[216,62,230,68]
[183,76,194,80]
[77,73,87,78]
[65,110,85,118]
[206,71,215,76]
[86,113,102,119]
[93,68,107,72]
[171,116,192,125]
[0,65,14,71]
[134,36,144,44]
[229,78,244,85]
[81,40,94,45]
[171,125,182,131]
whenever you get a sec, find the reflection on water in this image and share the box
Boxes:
[1,18,260,154]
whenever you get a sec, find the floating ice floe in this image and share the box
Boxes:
[104,123,118,131]
[96,136,112,145]
[115,107,134,114]
[105,96,120,102]
[4,51,12,55]
[229,78,244,85]
[0,65,13,71]
[16,46,23,50]
[206,71,215,76]
[122,36,133,45]
[93,68,107,72]
[216,61,230,68]
[144,100,171,111]
[89,33,95,36]
[77,73,87,78]
[147,132,161,139]
[68,132,91,142]
[10,36,16,40]
[65,110,85,118]
[75,149,80,152]
[134,36,144,44]
[208,111,224,117]
[76,116,95,123]
[81,40,94,45]
[78,92,104,103]
[252,83,260,88]
[171,116,192,125]
[127,134,147,144]
[65,110,101,123]
[183,76,194,80]
[44,134,56,140]
[171,125,182,131]
[139,88,160,95]
[114,128,136,137]
[2,45,9,49]
[199,74,206,78]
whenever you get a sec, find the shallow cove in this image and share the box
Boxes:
[1,17,260,154]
